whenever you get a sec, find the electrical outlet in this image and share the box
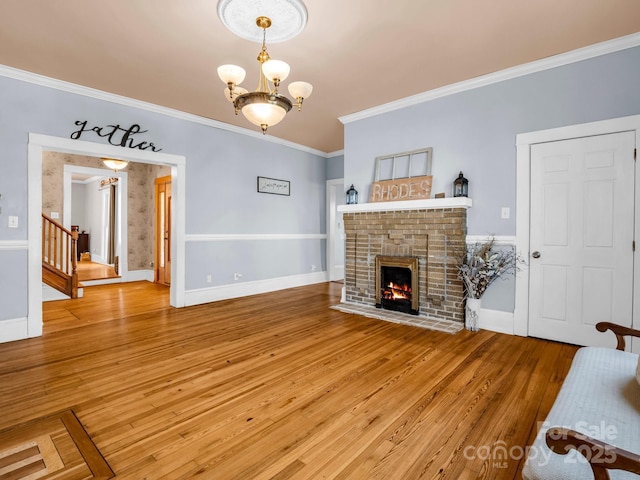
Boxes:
[207,274,212,283]
[234,273,243,281]
[8,216,18,228]
[311,265,317,271]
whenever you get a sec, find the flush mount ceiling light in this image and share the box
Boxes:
[101,158,129,171]
[216,0,312,134]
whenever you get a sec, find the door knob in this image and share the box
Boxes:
[532,251,541,259]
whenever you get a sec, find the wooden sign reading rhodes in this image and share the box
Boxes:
[369,175,433,203]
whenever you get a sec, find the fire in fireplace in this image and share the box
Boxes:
[375,256,419,315]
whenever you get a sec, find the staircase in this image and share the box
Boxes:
[42,214,80,299]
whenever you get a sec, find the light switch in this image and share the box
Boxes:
[51,212,60,219]
[8,216,18,228]
[501,207,510,219]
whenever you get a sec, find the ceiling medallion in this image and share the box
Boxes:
[217,0,308,43]
[217,14,313,134]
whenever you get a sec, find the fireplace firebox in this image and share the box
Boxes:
[375,256,419,315]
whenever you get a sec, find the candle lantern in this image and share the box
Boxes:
[453,172,468,197]
[346,184,358,205]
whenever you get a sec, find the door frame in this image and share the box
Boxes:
[155,175,172,285]
[514,114,640,352]
[326,178,345,282]
[28,133,187,338]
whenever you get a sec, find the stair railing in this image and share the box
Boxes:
[42,214,79,297]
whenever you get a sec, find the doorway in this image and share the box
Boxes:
[155,175,171,286]
[326,179,345,283]
[515,115,640,352]
[27,133,186,340]
[62,164,127,282]
[528,132,634,346]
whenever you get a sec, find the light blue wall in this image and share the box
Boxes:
[0,73,327,321]
[345,46,640,236]
[0,251,28,319]
[344,46,640,311]
[326,154,344,180]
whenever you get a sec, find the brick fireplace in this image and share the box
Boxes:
[339,199,471,324]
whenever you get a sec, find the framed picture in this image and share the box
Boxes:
[257,176,290,196]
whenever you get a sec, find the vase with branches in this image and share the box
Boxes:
[458,237,524,331]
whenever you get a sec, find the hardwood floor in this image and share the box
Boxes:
[0,282,577,479]
[77,260,120,282]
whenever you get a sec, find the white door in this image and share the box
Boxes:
[529,131,635,347]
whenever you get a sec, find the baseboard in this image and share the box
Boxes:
[479,308,514,335]
[0,317,28,343]
[124,269,154,282]
[184,271,329,307]
[80,269,153,286]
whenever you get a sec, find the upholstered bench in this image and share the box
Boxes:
[523,323,640,480]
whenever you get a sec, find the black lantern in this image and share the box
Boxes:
[453,172,468,197]
[346,184,358,205]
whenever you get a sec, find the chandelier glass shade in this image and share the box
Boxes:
[217,15,312,134]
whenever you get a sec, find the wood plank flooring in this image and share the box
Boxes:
[76,260,120,282]
[0,282,577,479]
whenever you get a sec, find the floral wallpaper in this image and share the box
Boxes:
[42,152,171,272]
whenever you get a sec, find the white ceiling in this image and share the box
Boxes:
[1,0,638,153]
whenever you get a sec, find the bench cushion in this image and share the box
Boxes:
[523,346,640,480]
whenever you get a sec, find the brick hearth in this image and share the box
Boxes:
[340,199,471,324]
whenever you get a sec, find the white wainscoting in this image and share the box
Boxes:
[184,271,329,307]
[466,235,517,335]
[477,308,515,335]
[0,241,29,342]
[184,233,329,306]
[0,317,29,344]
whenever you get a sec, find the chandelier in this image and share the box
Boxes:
[217,15,312,134]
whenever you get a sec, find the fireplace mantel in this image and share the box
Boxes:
[337,197,472,213]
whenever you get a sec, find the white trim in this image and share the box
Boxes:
[184,271,329,306]
[0,318,28,343]
[337,197,472,213]
[466,235,516,245]
[0,240,28,251]
[185,233,326,242]
[80,270,153,287]
[126,270,154,282]
[327,150,344,158]
[27,133,187,341]
[465,238,516,335]
[0,64,328,157]
[340,33,640,124]
[478,308,515,335]
[326,178,345,282]
[514,114,640,338]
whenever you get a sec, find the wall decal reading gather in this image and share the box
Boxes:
[70,121,162,152]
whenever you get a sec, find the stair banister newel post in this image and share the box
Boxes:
[71,225,79,275]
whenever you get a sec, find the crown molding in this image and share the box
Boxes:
[0,64,328,157]
[339,32,640,125]
[326,149,344,158]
